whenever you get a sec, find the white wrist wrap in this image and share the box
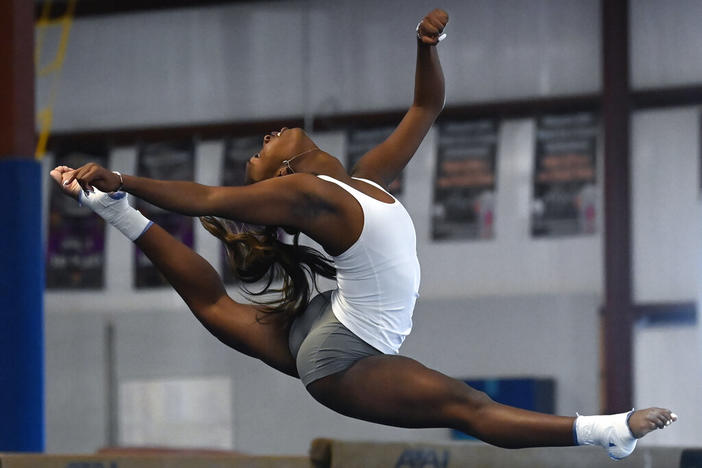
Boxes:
[79,189,153,241]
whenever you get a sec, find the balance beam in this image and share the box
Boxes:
[310,439,695,468]
[0,453,309,468]
[3,443,700,468]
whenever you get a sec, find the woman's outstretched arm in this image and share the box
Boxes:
[62,163,320,228]
[351,8,448,188]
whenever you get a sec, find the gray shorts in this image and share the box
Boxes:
[289,291,382,387]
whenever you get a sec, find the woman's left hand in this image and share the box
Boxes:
[62,162,122,194]
[417,9,449,45]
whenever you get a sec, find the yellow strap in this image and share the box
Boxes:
[34,0,77,159]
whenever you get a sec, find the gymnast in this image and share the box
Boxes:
[50,9,676,460]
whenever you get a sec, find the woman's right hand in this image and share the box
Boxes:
[62,162,122,194]
[49,165,82,200]
[417,8,449,45]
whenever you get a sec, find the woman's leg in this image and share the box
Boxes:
[306,355,673,449]
[135,223,298,377]
[49,167,297,376]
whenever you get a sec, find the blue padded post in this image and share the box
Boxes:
[0,158,45,451]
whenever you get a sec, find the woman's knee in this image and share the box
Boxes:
[462,386,494,410]
[434,377,493,409]
[441,384,496,428]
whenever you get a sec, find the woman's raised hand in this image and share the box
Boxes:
[49,166,83,200]
[417,8,449,46]
[61,162,122,194]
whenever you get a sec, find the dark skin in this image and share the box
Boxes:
[51,8,675,448]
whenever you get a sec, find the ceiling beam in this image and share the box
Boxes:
[34,0,282,20]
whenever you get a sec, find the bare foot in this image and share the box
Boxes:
[627,407,678,438]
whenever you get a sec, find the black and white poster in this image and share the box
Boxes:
[532,113,598,237]
[46,145,109,289]
[432,120,498,241]
[346,126,403,195]
[134,141,195,288]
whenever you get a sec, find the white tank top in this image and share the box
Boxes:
[317,175,421,354]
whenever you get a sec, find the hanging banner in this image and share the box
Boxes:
[346,126,403,195]
[532,113,598,237]
[432,120,498,241]
[135,141,195,288]
[46,145,108,289]
[220,136,260,284]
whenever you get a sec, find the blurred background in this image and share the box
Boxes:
[4,0,702,456]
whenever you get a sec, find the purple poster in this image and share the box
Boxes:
[220,136,260,284]
[346,126,403,195]
[134,140,195,288]
[46,145,108,289]
[432,120,498,241]
[532,113,598,237]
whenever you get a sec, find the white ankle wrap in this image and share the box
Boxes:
[79,189,153,241]
[575,410,637,460]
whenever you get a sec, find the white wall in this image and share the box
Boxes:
[631,108,702,447]
[40,0,702,456]
[631,0,702,89]
[632,108,700,304]
[629,0,702,451]
[38,0,601,131]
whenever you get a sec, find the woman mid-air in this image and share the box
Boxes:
[51,9,676,460]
